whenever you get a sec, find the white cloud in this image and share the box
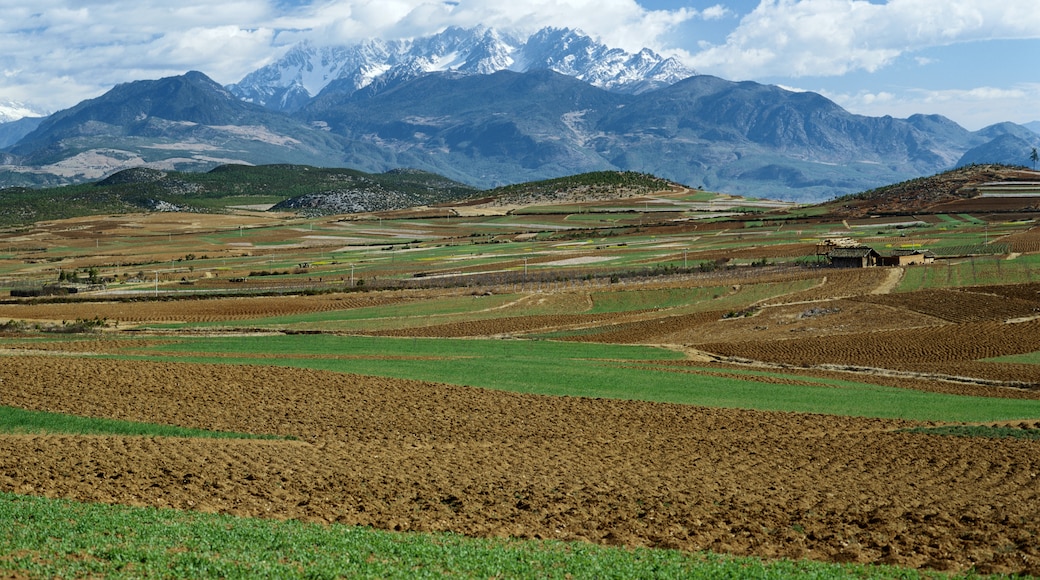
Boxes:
[0,0,709,113]
[701,5,731,20]
[0,0,281,111]
[859,91,896,106]
[689,0,1040,79]
[294,0,718,54]
[824,83,1040,129]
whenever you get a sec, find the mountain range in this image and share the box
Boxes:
[2,26,1039,202]
[227,26,693,113]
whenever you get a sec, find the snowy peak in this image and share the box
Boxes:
[227,26,694,111]
[519,28,691,93]
[0,100,48,123]
[452,28,517,74]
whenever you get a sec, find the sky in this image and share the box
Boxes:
[1,0,1038,130]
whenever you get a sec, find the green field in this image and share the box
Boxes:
[104,335,1040,423]
[6,331,1032,577]
[0,406,283,439]
[895,255,1040,291]
[0,491,947,579]
[986,351,1040,365]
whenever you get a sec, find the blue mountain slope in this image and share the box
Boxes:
[5,69,1036,201]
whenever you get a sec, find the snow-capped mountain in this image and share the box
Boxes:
[227,26,694,112]
[514,28,691,94]
[0,100,48,123]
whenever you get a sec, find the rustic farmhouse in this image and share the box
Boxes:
[827,247,880,268]
[879,249,935,267]
[826,246,935,268]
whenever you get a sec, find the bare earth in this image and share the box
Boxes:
[1,354,1039,575]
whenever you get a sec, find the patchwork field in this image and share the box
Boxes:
[2,182,1040,577]
[2,353,1040,575]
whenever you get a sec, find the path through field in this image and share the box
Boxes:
[871,267,904,294]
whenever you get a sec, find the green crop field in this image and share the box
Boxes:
[106,335,1040,423]
[986,351,1040,365]
[896,255,1038,291]
[0,492,939,579]
[0,406,282,439]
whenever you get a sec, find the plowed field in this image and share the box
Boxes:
[1003,226,1040,254]
[2,354,1039,575]
[0,293,416,324]
[854,288,1040,323]
[699,319,1040,386]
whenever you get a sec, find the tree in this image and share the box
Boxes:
[1031,147,1039,171]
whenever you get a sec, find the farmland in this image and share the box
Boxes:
[2,166,1040,576]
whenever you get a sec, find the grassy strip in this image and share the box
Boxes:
[0,406,283,439]
[0,492,951,579]
[904,425,1040,440]
[121,335,1040,423]
[896,256,1040,291]
[986,351,1040,365]
[169,293,605,332]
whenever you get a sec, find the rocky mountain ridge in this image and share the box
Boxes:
[227,26,693,112]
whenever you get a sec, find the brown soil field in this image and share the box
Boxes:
[698,319,1040,386]
[362,310,653,338]
[925,197,1040,214]
[2,354,1039,575]
[853,288,1040,323]
[970,282,1040,302]
[568,299,945,347]
[0,293,418,324]
[655,359,1040,400]
[759,268,895,303]
[679,242,819,262]
[1002,226,1040,254]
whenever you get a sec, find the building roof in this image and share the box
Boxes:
[888,249,934,257]
[828,247,878,259]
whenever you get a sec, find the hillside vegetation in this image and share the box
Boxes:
[829,163,1040,217]
[5,160,1038,229]
[0,166,688,226]
[477,171,680,206]
[0,164,479,225]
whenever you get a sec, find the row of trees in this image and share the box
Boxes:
[57,268,102,284]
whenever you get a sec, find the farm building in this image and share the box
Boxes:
[827,247,880,268]
[879,249,935,266]
[827,246,935,268]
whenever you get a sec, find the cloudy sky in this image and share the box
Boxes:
[1,0,1038,130]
